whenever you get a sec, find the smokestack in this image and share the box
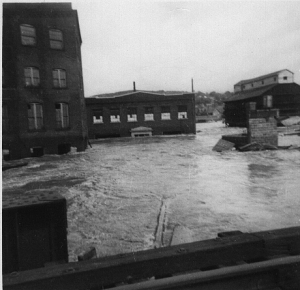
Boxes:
[191,78,194,93]
[133,81,136,92]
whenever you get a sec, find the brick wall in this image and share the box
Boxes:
[247,116,278,146]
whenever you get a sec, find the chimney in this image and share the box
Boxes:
[133,81,136,92]
[191,78,194,93]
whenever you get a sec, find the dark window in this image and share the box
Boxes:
[2,105,9,132]
[283,76,288,80]
[55,103,69,129]
[28,103,43,130]
[49,29,64,50]
[24,67,40,87]
[161,106,171,120]
[274,77,277,81]
[178,105,188,119]
[93,109,103,123]
[127,107,137,122]
[20,24,36,46]
[262,81,264,85]
[110,108,120,123]
[53,69,66,88]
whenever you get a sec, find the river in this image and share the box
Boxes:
[2,122,300,262]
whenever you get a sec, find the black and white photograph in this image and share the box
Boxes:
[2,0,300,289]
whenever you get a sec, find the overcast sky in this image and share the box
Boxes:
[5,0,300,96]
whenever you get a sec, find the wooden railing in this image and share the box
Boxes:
[3,227,300,290]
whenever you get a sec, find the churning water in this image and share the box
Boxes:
[2,122,300,261]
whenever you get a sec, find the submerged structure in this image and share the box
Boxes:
[85,91,196,139]
[2,3,88,160]
[224,69,300,127]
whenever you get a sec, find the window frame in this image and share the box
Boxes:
[28,103,44,131]
[127,107,137,122]
[93,109,103,124]
[144,107,154,121]
[24,67,40,87]
[52,68,67,88]
[55,103,70,129]
[49,29,64,50]
[178,105,188,119]
[161,106,171,120]
[110,108,120,123]
[20,24,36,46]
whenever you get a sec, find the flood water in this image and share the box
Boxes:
[2,122,300,261]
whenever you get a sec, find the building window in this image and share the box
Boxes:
[110,108,120,123]
[28,103,43,130]
[178,105,188,119]
[20,24,36,46]
[49,29,64,50]
[53,69,67,88]
[55,103,69,129]
[161,106,171,120]
[144,107,154,121]
[283,76,288,80]
[93,109,103,124]
[251,83,254,87]
[263,95,273,108]
[24,67,40,87]
[274,77,277,81]
[262,81,264,85]
[127,107,137,122]
[2,105,9,132]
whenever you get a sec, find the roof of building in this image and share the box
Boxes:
[234,69,294,86]
[225,83,300,102]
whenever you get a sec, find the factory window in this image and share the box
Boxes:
[144,107,154,121]
[178,105,188,119]
[28,103,43,130]
[24,67,40,87]
[49,29,64,50]
[55,103,69,129]
[283,76,288,80]
[20,24,36,46]
[110,108,120,123]
[127,107,137,122]
[2,105,9,132]
[161,106,171,120]
[93,109,103,124]
[53,69,67,88]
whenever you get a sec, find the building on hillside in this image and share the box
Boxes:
[85,91,196,139]
[2,3,88,160]
[224,70,300,127]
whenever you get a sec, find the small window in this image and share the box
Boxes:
[178,105,188,119]
[127,107,137,122]
[110,108,120,123]
[161,106,171,120]
[144,107,154,121]
[274,77,277,81]
[251,83,254,87]
[2,105,9,132]
[28,103,43,130]
[93,109,103,124]
[262,81,264,85]
[55,103,69,129]
[20,24,36,46]
[53,69,66,88]
[283,76,288,80]
[49,29,63,50]
[24,67,40,87]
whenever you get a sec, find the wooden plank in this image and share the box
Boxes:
[112,256,300,290]
[3,227,300,290]
[3,234,264,290]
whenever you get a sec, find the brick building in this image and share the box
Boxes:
[85,91,196,139]
[2,3,88,160]
[224,70,300,127]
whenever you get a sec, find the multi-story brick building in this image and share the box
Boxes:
[85,91,196,139]
[2,3,88,160]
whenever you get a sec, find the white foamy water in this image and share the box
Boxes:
[2,122,300,261]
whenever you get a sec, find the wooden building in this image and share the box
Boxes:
[224,70,300,127]
[2,3,88,160]
[85,91,196,139]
